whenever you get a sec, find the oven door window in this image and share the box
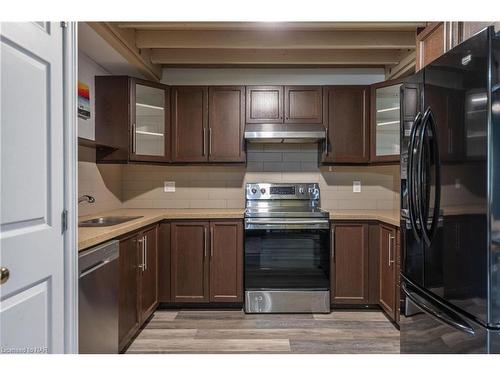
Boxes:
[245,228,330,290]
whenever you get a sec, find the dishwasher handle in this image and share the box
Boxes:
[78,240,119,277]
[79,259,113,278]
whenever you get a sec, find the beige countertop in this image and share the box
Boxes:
[328,210,400,227]
[78,208,244,251]
[79,208,404,251]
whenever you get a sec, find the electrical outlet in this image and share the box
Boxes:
[353,181,361,193]
[164,181,175,193]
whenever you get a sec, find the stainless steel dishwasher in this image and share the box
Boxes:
[78,240,119,354]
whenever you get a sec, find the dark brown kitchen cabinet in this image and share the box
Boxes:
[118,225,158,351]
[416,22,445,71]
[171,221,210,302]
[208,86,246,162]
[118,233,140,351]
[379,224,397,320]
[322,86,370,164]
[330,222,370,304]
[284,86,323,124]
[139,226,158,324]
[171,86,209,162]
[246,85,323,124]
[170,220,243,303]
[95,76,170,163]
[246,86,283,123]
[209,221,243,302]
[158,222,171,303]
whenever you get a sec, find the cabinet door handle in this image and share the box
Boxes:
[362,90,367,156]
[202,128,207,156]
[389,233,395,267]
[208,127,212,156]
[325,127,329,156]
[210,227,214,258]
[137,237,144,271]
[204,227,207,259]
[132,123,137,154]
[330,228,335,262]
[144,235,147,272]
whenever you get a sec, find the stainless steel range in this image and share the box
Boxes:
[244,183,330,313]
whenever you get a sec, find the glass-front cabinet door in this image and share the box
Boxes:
[371,80,402,162]
[130,80,170,162]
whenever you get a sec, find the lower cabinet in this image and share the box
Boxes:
[158,222,171,303]
[379,224,397,320]
[118,224,158,352]
[118,233,140,351]
[139,226,159,323]
[171,220,243,303]
[330,220,401,324]
[209,221,244,302]
[171,221,210,302]
[330,222,370,304]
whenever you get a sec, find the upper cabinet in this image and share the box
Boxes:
[322,86,370,164]
[416,22,445,72]
[132,82,170,162]
[208,86,246,162]
[246,85,323,124]
[246,86,283,123]
[171,86,209,162]
[284,86,323,124]
[370,80,402,163]
[415,22,500,72]
[95,76,170,163]
[170,85,246,163]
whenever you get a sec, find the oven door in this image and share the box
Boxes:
[244,218,330,290]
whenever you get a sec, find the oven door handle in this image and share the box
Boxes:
[245,219,329,225]
[245,218,330,230]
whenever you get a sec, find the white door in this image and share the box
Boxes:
[0,22,66,354]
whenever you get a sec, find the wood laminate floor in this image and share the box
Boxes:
[126,309,400,354]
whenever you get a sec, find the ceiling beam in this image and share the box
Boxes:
[117,22,425,31]
[151,49,401,66]
[87,22,162,81]
[385,49,416,80]
[136,30,416,50]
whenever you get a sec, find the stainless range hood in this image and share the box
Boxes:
[244,123,326,143]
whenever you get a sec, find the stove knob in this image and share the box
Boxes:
[251,188,257,194]
[260,188,266,194]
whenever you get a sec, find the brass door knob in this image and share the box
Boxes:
[0,267,10,285]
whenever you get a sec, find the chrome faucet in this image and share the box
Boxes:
[79,195,95,204]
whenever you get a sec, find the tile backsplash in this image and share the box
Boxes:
[78,143,400,216]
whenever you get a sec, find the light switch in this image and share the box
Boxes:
[353,181,361,193]
[164,181,175,193]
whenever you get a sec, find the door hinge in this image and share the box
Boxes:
[60,21,68,28]
[62,209,68,233]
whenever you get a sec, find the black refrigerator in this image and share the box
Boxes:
[400,26,500,353]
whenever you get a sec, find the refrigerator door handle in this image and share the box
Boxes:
[402,282,475,336]
[425,108,441,245]
[407,111,423,243]
[418,107,441,247]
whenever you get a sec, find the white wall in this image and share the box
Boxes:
[161,68,385,86]
[77,52,110,140]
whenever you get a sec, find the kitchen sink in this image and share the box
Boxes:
[79,216,143,227]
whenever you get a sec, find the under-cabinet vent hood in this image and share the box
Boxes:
[244,124,326,143]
